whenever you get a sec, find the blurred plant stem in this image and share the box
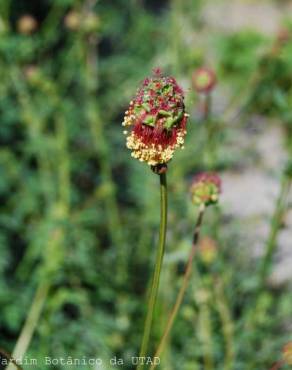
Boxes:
[137,173,167,370]
[7,66,71,365]
[7,215,67,370]
[202,94,216,169]
[258,171,291,288]
[222,35,287,128]
[221,69,261,126]
[0,348,23,370]
[79,9,126,282]
[149,205,205,370]
[244,167,291,367]
[214,278,235,370]
[198,301,214,370]
[10,67,54,205]
[0,0,11,25]
[6,282,49,370]
[158,269,175,370]
[170,0,182,76]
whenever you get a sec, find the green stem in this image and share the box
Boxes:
[137,173,168,370]
[203,94,215,169]
[203,93,211,122]
[6,282,50,370]
[7,216,67,370]
[149,205,205,370]
[214,278,235,370]
[80,19,126,280]
[199,302,214,370]
[221,38,282,126]
[258,175,291,288]
[244,172,291,361]
[0,348,23,370]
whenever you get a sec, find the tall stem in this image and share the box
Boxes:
[214,278,235,370]
[258,175,291,288]
[149,205,205,370]
[244,173,291,370]
[0,348,23,370]
[203,94,215,169]
[137,173,168,370]
[6,282,49,370]
[203,93,211,122]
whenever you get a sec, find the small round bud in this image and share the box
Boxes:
[64,11,81,31]
[283,342,292,365]
[17,15,37,35]
[190,172,221,207]
[192,67,216,94]
[24,65,40,84]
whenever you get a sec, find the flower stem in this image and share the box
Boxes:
[137,173,168,370]
[258,174,291,288]
[203,94,215,169]
[214,278,235,370]
[203,93,211,122]
[244,171,291,358]
[6,282,49,370]
[0,348,23,370]
[149,205,205,370]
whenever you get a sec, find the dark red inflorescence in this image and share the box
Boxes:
[122,73,189,166]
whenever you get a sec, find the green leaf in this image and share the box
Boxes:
[164,116,176,129]
[164,111,184,129]
[142,102,151,112]
[162,84,173,95]
[158,109,171,117]
[143,115,155,126]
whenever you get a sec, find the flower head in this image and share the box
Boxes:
[123,72,189,167]
[190,172,221,207]
[17,15,38,35]
[64,11,81,30]
[192,67,216,94]
[65,11,100,33]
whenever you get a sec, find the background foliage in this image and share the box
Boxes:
[0,0,291,369]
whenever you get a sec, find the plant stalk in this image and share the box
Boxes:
[6,282,49,370]
[258,175,291,288]
[214,278,235,370]
[0,348,23,370]
[202,94,216,169]
[137,173,168,370]
[149,205,205,370]
[244,173,291,368]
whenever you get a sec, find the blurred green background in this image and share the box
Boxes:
[0,0,292,369]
